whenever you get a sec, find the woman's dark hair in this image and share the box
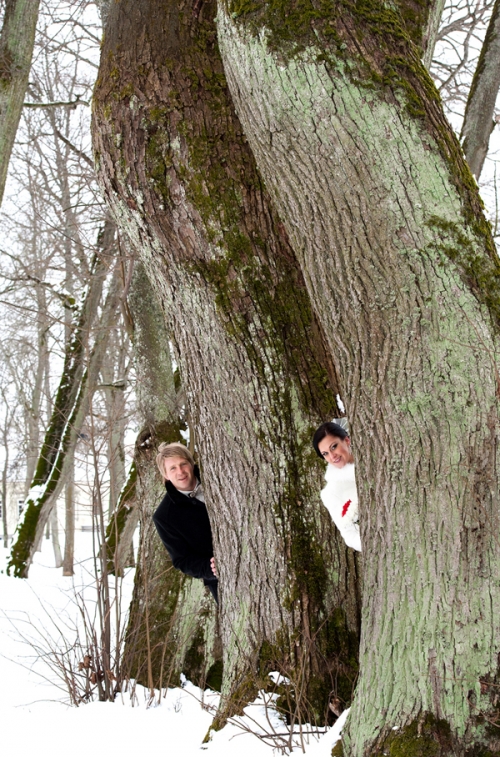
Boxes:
[312,422,349,459]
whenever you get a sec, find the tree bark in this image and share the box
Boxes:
[460,0,500,178]
[392,0,443,67]
[101,344,127,518]
[0,0,41,206]
[50,505,62,568]
[216,3,500,755]
[95,1,110,28]
[421,0,446,70]
[24,277,50,494]
[62,457,75,576]
[1,404,11,547]
[93,0,360,721]
[104,460,138,576]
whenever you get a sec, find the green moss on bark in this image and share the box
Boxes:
[426,216,500,328]
[104,460,137,574]
[373,714,453,756]
[7,368,89,578]
[94,0,359,717]
[123,557,183,688]
[136,4,338,423]
[222,0,500,329]
[184,627,208,684]
[256,608,358,725]
[137,8,356,704]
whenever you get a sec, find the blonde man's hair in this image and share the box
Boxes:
[156,442,195,480]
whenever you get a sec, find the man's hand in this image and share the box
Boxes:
[210,557,217,577]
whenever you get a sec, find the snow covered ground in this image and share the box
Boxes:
[0,533,345,757]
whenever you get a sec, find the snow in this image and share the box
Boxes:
[0,534,346,756]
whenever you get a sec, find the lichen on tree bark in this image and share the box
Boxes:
[216,2,500,754]
[92,0,360,722]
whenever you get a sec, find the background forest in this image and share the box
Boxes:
[1,1,500,756]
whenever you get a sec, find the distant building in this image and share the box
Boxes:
[0,480,98,541]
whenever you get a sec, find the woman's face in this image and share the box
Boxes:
[318,434,354,468]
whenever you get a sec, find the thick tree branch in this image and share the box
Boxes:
[460,0,500,178]
[422,0,446,70]
[395,0,445,68]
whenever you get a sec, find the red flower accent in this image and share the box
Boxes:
[341,500,352,517]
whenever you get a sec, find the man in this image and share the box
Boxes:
[153,442,218,602]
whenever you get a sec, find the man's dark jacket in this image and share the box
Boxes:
[153,466,218,601]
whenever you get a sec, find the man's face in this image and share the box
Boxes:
[318,434,353,469]
[163,456,196,491]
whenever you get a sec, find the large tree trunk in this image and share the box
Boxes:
[216,4,500,755]
[93,0,360,722]
[0,0,40,206]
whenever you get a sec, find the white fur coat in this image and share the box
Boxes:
[320,463,361,552]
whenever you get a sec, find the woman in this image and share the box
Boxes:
[312,421,361,552]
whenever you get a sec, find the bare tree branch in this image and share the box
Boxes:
[23,96,89,109]
[461,0,500,177]
[422,0,447,68]
[54,127,93,167]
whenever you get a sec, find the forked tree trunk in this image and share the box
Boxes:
[93,0,360,721]
[216,3,500,755]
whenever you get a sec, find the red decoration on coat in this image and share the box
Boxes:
[341,499,352,517]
